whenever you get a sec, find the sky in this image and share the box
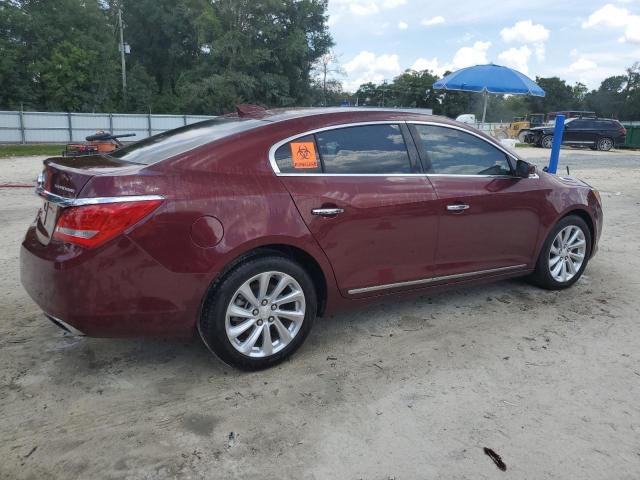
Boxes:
[326,0,640,91]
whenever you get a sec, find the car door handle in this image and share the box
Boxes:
[311,208,344,217]
[446,204,470,212]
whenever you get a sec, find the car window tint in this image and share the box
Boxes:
[315,124,411,174]
[414,125,512,176]
[110,118,264,165]
[274,135,322,173]
[595,120,614,129]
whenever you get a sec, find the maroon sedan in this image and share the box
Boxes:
[21,107,603,369]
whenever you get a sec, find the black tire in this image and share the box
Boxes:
[541,134,554,149]
[199,255,317,370]
[597,137,613,152]
[528,215,592,290]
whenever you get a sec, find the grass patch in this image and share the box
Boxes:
[515,143,533,148]
[0,144,64,158]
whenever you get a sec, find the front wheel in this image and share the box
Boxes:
[199,255,317,370]
[528,215,592,290]
[541,134,554,149]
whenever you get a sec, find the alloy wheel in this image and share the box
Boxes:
[225,271,306,358]
[542,135,554,148]
[548,225,587,283]
[598,138,613,151]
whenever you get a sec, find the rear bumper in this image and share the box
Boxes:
[20,226,208,338]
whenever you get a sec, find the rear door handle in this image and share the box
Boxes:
[446,204,470,212]
[311,208,344,217]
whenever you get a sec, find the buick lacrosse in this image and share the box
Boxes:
[21,107,602,369]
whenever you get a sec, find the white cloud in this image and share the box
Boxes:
[409,41,492,77]
[421,16,445,27]
[343,50,403,90]
[410,57,446,75]
[398,21,408,30]
[499,20,548,62]
[500,20,550,43]
[582,4,640,44]
[382,0,406,7]
[332,0,406,16]
[582,4,629,28]
[569,58,598,72]
[451,41,492,69]
[498,45,532,74]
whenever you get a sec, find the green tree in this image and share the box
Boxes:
[1,0,120,111]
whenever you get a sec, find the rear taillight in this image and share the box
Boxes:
[620,127,627,135]
[53,200,162,248]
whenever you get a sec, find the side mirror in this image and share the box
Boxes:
[515,159,535,178]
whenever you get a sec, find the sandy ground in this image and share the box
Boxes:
[1,148,639,479]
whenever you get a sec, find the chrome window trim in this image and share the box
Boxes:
[36,185,164,207]
[348,264,528,295]
[267,120,532,179]
[268,121,411,175]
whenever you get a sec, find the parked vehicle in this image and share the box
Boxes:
[525,117,627,151]
[63,132,136,157]
[21,107,603,369]
[495,113,546,142]
[546,111,596,122]
[455,113,476,125]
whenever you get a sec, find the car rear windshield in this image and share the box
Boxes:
[109,117,264,165]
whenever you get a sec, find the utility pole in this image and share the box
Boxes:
[118,5,127,107]
[322,61,328,107]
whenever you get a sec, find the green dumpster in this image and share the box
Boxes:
[623,122,640,148]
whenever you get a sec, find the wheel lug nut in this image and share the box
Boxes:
[271,304,277,310]
[252,309,259,316]
[268,316,274,323]
[261,299,268,306]
[257,319,263,326]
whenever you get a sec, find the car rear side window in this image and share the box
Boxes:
[273,135,322,173]
[315,124,411,174]
[413,124,512,176]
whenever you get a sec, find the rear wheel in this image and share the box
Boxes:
[199,255,316,370]
[528,215,591,290]
[597,137,613,151]
[541,134,554,149]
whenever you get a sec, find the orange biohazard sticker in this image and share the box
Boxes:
[290,141,318,169]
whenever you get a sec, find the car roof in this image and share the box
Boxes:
[248,106,472,132]
[256,107,435,122]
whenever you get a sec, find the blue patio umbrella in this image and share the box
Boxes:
[433,64,545,125]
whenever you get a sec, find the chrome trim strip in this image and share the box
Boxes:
[347,264,528,295]
[36,185,164,207]
[267,119,527,178]
[46,314,85,336]
[273,173,536,179]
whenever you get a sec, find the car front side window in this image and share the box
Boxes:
[413,124,512,176]
[315,124,412,174]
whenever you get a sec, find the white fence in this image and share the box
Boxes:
[0,111,216,144]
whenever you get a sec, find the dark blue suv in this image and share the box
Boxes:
[526,118,627,151]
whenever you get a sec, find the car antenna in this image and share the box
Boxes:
[566,165,570,176]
